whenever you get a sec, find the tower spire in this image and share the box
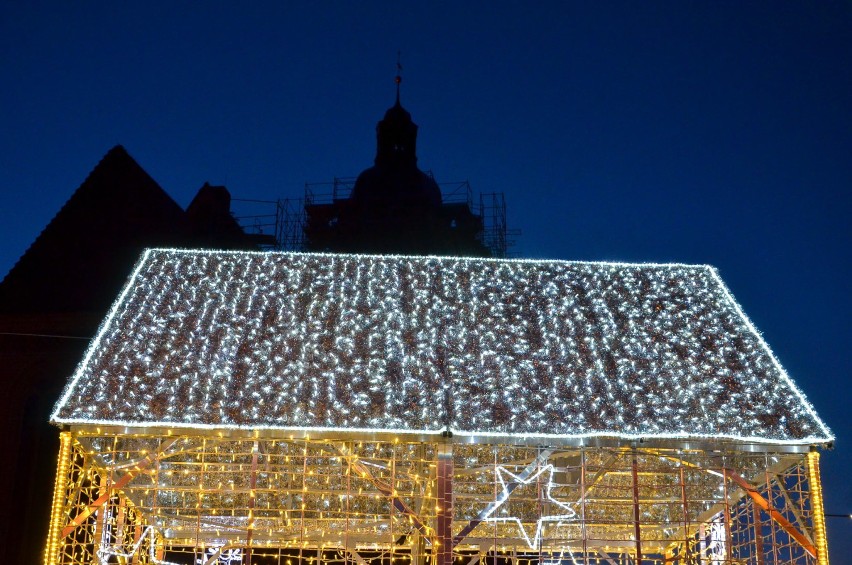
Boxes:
[395,51,402,105]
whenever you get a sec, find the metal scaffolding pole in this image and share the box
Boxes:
[631,449,642,565]
[436,443,454,565]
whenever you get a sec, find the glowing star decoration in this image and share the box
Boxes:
[483,464,577,550]
[50,249,833,446]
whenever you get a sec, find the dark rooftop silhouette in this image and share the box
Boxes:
[0,146,255,314]
[0,145,257,563]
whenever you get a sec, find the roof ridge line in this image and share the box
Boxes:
[0,145,155,286]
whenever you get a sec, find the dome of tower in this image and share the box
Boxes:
[351,163,441,209]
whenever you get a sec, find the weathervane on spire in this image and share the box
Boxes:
[395,51,403,104]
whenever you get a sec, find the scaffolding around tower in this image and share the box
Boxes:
[232,178,516,258]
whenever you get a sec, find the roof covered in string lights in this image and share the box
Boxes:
[51,249,832,445]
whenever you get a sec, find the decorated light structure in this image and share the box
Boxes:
[46,249,832,564]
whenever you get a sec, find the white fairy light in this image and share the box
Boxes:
[51,248,832,446]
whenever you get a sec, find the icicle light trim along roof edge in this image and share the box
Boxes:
[51,248,833,446]
[52,420,832,449]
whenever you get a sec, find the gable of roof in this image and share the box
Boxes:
[0,147,258,315]
[52,249,832,446]
[0,146,189,313]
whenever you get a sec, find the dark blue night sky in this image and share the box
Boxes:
[2,1,850,555]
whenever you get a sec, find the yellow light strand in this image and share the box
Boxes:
[806,450,830,565]
[44,431,72,565]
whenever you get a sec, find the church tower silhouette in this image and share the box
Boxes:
[304,76,499,257]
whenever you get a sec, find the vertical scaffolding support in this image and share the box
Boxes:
[753,502,765,565]
[479,193,509,258]
[344,441,352,565]
[436,442,454,565]
[245,441,260,565]
[631,449,642,565]
[115,497,127,554]
[806,450,830,565]
[678,465,691,563]
[721,467,734,564]
[45,431,73,565]
[765,463,779,565]
[93,472,108,554]
[580,449,588,565]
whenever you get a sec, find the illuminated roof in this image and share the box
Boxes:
[51,249,832,445]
